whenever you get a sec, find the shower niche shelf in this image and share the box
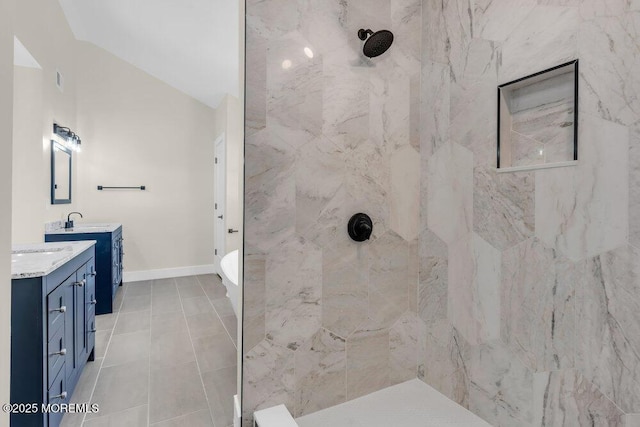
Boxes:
[497,60,578,172]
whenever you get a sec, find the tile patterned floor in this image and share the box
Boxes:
[60,274,237,427]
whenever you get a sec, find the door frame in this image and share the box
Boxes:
[214,133,226,274]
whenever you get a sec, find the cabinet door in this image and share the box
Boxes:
[85,261,97,357]
[64,273,76,377]
[74,268,88,367]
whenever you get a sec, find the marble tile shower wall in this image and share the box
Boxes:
[243,0,422,423]
[419,0,640,426]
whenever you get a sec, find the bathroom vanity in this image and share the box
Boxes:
[45,223,123,314]
[11,241,97,427]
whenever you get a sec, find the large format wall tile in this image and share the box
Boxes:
[472,0,537,42]
[427,142,474,245]
[631,126,640,248]
[577,245,640,413]
[533,370,625,426]
[244,252,266,353]
[535,115,628,261]
[389,312,420,385]
[448,234,501,346]
[501,238,577,372]
[294,328,347,417]
[418,228,448,324]
[346,322,391,400]
[390,146,420,241]
[265,236,322,350]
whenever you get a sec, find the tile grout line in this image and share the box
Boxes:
[177,277,218,427]
[197,274,237,351]
[79,284,127,426]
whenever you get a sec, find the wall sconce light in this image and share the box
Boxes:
[53,123,82,152]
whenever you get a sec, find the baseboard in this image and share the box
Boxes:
[123,264,217,282]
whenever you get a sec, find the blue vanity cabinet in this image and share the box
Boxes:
[11,246,96,427]
[45,226,123,315]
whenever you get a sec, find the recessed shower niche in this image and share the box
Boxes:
[497,60,578,171]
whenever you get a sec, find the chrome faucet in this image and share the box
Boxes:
[65,212,83,229]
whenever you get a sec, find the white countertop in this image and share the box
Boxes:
[11,241,96,279]
[46,222,122,235]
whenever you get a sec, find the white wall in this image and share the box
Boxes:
[0,0,13,424]
[75,41,217,273]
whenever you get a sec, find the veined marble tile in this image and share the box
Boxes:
[535,115,628,261]
[501,238,577,372]
[389,312,420,385]
[390,146,420,241]
[391,0,422,61]
[626,414,640,426]
[346,322,391,400]
[408,239,419,313]
[348,0,391,44]
[266,33,323,144]
[580,0,629,18]
[246,0,301,38]
[265,236,322,350]
[368,231,409,329]
[630,126,640,249]
[298,0,350,58]
[295,137,345,238]
[421,0,472,66]
[246,25,267,136]
[418,319,471,407]
[577,246,640,413]
[294,328,347,417]
[322,239,369,339]
[245,128,296,252]
[468,340,535,426]
[578,13,640,127]
[473,166,534,250]
[448,234,501,346]
[244,252,267,353]
[499,6,579,84]
[472,0,537,42]
[420,60,450,158]
[427,142,474,245]
[369,66,412,151]
[449,38,498,166]
[243,339,295,420]
[418,228,448,324]
[533,370,624,426]
[322,55,370,150]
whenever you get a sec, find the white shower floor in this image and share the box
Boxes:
[295,379,491,427]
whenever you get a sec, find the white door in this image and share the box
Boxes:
[214,134,226,272]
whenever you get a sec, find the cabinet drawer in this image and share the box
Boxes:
[47,276,72,340]
[48,364,68,427]
[47,326,66,389]
[87,308,96,355]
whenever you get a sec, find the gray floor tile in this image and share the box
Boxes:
[86,360,149,420]
[211,298,235,318]
[60,410,84,427]
[193,333,236,373]
[151,312,188,338]
[150,279,178,295]
[177,283,206,299]
[96,313,117,332]
[175,276,200,287]
[70,358,101,404]
[186,312,227,339]
[149,409,213,427]
[103,331,150,368]
[112,288,125,312]
[151,293,182,314]
[83,404,148,426]
[150,330,196,369]
[198,275,227,300]
[202,366,237,427]
[120,294,151,313]
[94,331,112,359]
[149,362,208,424]
[114,311,151,335]
[182,297,215,317]
[125,281,152,297]
[220,315,238,346]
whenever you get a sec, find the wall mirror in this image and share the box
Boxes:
[51,140,72,204]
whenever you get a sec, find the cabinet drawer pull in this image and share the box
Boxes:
[51,391,67,400]
[50,348,67,356]
[89,328,97,333]
[90,299,97,305]
[90,271,97,277]
[74,279,86,287]
[50,305,66,313]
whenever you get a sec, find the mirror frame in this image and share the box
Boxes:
[50,140,72,204]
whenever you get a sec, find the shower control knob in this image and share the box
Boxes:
[348,213,373,242]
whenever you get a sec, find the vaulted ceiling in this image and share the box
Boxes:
[58,0,240,108]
